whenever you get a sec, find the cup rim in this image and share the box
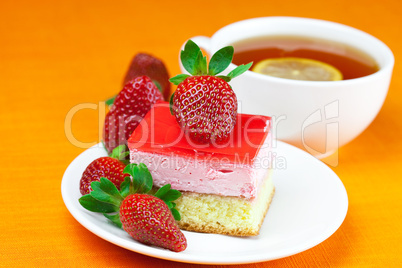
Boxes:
[212,16,394,86]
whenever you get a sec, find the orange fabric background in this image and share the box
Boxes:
[1,0,401,266]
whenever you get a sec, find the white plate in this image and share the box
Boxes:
[61,141,348,265]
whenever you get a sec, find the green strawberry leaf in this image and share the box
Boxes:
[79,195,120,213]
[216,75,232,82]
[208,46,234,76]
[169,92,175,115]
[165,200,173,209]
[195,50,207,75]
[155,184,181,202]
[90,180,102,192]
[100,177,123,198]
[89,187,119,205]
[155,184,171,199]
[169,74,189,86]
[227,62,253,79]
[124,163,153,194]
[137,163,153,193]
[119,177,131,198]
[181,40,201,75]
[103,213,122,228]
[171,208,181,221]
[90,178,123,205]
[164,189,182,201]
[155,184,182,220]
[105,95,116,107]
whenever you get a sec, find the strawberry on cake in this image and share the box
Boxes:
[128,40,275,236]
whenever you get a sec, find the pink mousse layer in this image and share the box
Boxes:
[128,102,272,199]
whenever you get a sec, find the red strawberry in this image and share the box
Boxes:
[172,75,237,144]
[103,75,163,154]
[120,194,186,252]
[79,163,186,252]
[123,53,171,100]
[169,40,252,144]
[79,145,128,195]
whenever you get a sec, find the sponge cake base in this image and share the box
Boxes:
[174,170,274,236]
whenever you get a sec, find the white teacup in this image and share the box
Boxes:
[181,16,394,159]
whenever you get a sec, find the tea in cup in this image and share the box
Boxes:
[181,17,394,159]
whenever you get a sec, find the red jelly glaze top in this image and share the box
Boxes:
[128,102,271,165]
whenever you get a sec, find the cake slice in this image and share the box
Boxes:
[127,102,274,236]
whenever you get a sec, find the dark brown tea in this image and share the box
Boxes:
[232,35,379,80]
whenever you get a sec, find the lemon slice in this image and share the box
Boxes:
[252,57,343,81]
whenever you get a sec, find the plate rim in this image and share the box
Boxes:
[61,141,348,265]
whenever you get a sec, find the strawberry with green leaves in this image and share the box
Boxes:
[80,145,129,195]
[79,163,187,252]
[169,40,252,144]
